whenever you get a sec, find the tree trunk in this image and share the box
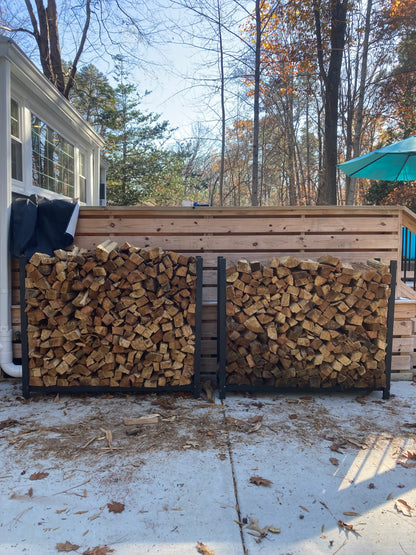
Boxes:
[218,0,226,206]
[251,0,261,207]
[316,1,348,206]
[346,0,373,205]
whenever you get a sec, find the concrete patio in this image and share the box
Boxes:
[0,379,415,554]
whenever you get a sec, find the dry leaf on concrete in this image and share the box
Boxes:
[83,546,115,555]
[401,451,416,460]
[395,499,413,517]
[250,476,273,486]
[397,461,416,469]
[196,541,214,554]
[337,520,357,532]
[107,501,124,513]
[329,457,339,466]
[56,541,80,552]
[29,471,49,481]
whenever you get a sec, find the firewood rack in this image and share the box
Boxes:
[217,256,396,400]
[19,255,203,399]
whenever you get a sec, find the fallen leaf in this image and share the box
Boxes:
[56,509,67,514]
[56,541,80,552]
[107,501,124,514]
[250,476,273,487]
[368,483,375,489]
[397,461,416,469]
[218,453,227,460]
[289,413,297,419]
[329,457,339,466]
[337,520,355,532]
[299,505,309,512]
[343,511,361,516]
[247,415,263,424]
[246,517,279,541]
[0,418,19,430]
[268,526,280,534]
[330,443,344,454]
[29,471,49,481]
[27,487,33,497]
[151,398,177,410]
[395,499,413,517]
[196,541,214,555]
[83,547,115,555]
[401,451,416,460]
[53,393,60,403]
[387,493,393,500]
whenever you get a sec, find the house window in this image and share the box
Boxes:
[31,114,75,197]
[79,151,87,203]
[11,99,23,181]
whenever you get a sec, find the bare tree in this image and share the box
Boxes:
[0,0,152,98]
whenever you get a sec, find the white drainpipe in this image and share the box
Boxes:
[0,56,22,378]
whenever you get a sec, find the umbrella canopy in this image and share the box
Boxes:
[338,135,416,181]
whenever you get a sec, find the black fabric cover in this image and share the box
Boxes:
[10,194,77,258]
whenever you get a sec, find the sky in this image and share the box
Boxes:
[1,0,252,145]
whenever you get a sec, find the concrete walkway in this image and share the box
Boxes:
[0,380,415,554]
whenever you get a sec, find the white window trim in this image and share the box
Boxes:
[10,96,24,188]
[30,109,77,199]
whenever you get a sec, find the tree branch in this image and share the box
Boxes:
[47,0,65,94]
[64,0,91,98]
[0,25,35,36]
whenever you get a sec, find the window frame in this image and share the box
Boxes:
[10,98,23,182]
[31,112,76,199]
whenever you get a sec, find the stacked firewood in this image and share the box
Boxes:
[25,241,197,388]
[225,255,391,389]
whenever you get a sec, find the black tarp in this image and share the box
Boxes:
[10,194,79,259]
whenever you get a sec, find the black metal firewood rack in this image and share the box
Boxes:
[20,255,203,399]
[217,256,396,400]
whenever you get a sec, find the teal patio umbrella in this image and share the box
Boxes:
[338,135,416,181]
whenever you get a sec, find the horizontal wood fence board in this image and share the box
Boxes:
[203,270,218,285]
[201,321,218,337]
[200,359,219,373]
[392,337,415,352]
[74,234,398,252]
[393,319,414,336]
[391,372,414,381]
[391,355,413,370]
[75,215,399,235]
[202,288,217,304]
[394,302,416,319]
[202,305,217,320]
[77,206,402,218]
[201,340,217,355]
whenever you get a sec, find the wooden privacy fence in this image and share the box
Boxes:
[72,205,410,379]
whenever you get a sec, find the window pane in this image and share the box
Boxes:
[11,99,19,138]
[79,152,86,203]
[31,114,75,197]
[12,139,23,181]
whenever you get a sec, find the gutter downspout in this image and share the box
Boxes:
[0,56,22,378]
